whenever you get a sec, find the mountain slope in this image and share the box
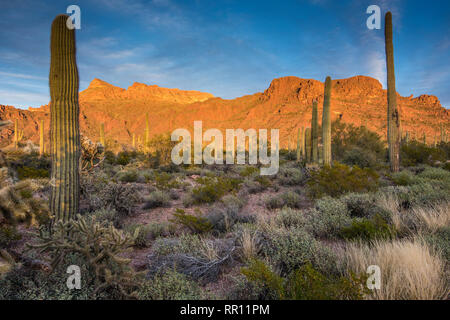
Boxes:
[0,75,448,149]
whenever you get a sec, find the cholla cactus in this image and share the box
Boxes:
[30,214,142,299]
[80,135,104,172]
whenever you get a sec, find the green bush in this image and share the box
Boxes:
[170,209,213,234]
[265,191,302,209]
[191,176,242,204]
[400,141,446,167]
[340,214,397,241]
[262,227,336,275]
[239,166,259,177]
[241,259,367,300]
[17,166,49,179]
[117,169,139,183]
[307,162,379,199]
[143,190,171,209]
[391,170,416,186]
[332,121,385,167]
[307,196,351,238]
[138,270,202,300]
[277,167,304,186]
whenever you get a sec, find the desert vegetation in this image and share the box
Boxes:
[0,12,449,301]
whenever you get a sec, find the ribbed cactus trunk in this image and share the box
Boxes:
[423,133,427,145]
[305,127,311,163]
[132,133,136,148]
[385,12,400,172]
[296,127,302,161]
[405,131,409,145]
[100,123,105,147]
[145,113,150,153]
[322,76,332,166]
[39,120,44,156]
[301,126,306,160]
[311,101,319,164]
[49,14,80,222]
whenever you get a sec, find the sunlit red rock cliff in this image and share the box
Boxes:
[0,75,448,149]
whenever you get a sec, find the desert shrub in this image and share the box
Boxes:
[262,227,336,275]
[332,121,385,166]
[149,235,235,284]
[340,193,379,218]
[342,146,378,169]
[204,195,249,233]
[391,170,416,186]
[9,153,51,180]
[345,240,447,299]
[143,190,171,209]
[138,270,202,300]
[307,162,379,199]
[265,191,302,209]
[148,134,177,166]
[277,167,304,186]
[307,197,351,238]
[170,209,212,234]
[16,166,49,179]
[239,166,259,177]
[401,141,447,167]
[418,166,450,181]
[116,151,134,166]
[443,162,450,171]
[424,226,450,262]
[191,176,242,204]
[275,208,308,229]
[117,169,139,183]
[153,171,180,190]
[341,214,397,242]
[241,259,367,300]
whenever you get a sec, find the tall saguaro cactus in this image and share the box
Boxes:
[39,120,44,156]
[305,127,311,163]
[322,76,332,166]
[296,127,302,161]
[385,12,400,172]
[311,101,319,164]
[49,14,81,222]
[132,133,136,148]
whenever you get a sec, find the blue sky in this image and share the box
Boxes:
[0,0,449,108]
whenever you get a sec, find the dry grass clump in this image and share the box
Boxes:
[345,239,448,300]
